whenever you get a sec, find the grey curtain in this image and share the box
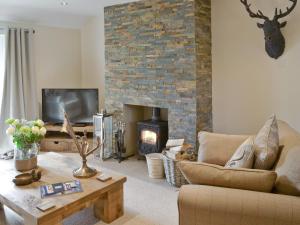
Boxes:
[0,28,38,153]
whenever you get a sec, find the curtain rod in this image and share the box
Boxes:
[0,27,35,33]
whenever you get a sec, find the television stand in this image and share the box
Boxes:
[73,123,92,127]
[40,124,94,153]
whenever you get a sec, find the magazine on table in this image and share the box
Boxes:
[40,180,83,198]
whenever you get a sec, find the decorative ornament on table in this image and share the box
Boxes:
[12,169,42,186]
[240,0,297,59]
[61,112,102,178]
[5,118,47,171]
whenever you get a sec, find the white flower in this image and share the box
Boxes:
[6,127,15,136]
[39,127,47,136]
[31,126,40,134]
[12,119,20,126]
[21,119,27,123]
[36,119,45,127]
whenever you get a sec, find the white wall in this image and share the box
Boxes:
[34,25,82,114]
[212,0,300,134]
[81,13,105,110]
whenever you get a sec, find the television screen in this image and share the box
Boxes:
[42,89,99,124]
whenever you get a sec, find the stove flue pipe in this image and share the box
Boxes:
[152,107,160,121]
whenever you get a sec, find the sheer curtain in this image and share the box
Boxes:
[0,30,5,114]
[0,27,38,153]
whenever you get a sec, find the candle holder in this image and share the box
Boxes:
[62,112,102,178]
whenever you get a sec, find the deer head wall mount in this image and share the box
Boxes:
[240,0,297,59]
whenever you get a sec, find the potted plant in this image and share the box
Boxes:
[6,118,47,171]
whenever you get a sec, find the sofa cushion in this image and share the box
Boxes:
[197,132,248,166]
[274,120,300,196]
[179,161,277,193]
[225,136,255,168]
[254,114,279,170]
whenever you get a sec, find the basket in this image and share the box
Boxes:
[146,153,165,179]
[162,153,188,188]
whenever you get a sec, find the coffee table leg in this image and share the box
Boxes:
[24,216,38,225]
[94,184,124,223]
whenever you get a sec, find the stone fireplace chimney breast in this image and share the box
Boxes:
[104,0,212,147]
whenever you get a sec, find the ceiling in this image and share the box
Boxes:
[0,0,138,28]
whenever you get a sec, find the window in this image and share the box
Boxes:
[0,31,5,105]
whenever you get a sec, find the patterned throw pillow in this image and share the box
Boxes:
[254,114,279,170]
[225,136,255,169]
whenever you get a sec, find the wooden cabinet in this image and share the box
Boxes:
[40,125,94,153]
[41,139,69,152]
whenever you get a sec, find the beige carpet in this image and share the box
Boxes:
[0,153,179,225]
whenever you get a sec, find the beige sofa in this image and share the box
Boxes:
[178,121,300,225]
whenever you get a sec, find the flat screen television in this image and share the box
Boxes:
[42,89,99,125]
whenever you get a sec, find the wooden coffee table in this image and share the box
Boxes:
[0,152,126,225]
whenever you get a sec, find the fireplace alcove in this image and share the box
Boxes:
[123,104,168,157]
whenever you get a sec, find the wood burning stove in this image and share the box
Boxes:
[137,108,168,156]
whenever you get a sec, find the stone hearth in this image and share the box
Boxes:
[104,0,212,147]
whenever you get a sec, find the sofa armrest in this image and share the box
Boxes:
[178,185,300,225]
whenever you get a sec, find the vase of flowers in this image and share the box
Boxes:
[6,118,47,171]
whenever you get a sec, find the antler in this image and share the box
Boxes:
[274,0,297,20]
[85,136,102,157]
[62,112,103,158]
[240,0,269,20]
[62,112,83,156]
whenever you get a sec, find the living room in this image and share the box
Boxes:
[0,0,299,225]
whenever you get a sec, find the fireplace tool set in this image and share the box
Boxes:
[114,121,127,163]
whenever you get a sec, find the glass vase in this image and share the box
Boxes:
[14,143,39,171]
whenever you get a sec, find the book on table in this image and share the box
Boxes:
[40,180,83,198]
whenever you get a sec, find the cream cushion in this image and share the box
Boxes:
[274,120,300,196]
[225,136,255,168]
[254,114,279,170]
[198,132,248,166]
[179,161,277,193]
